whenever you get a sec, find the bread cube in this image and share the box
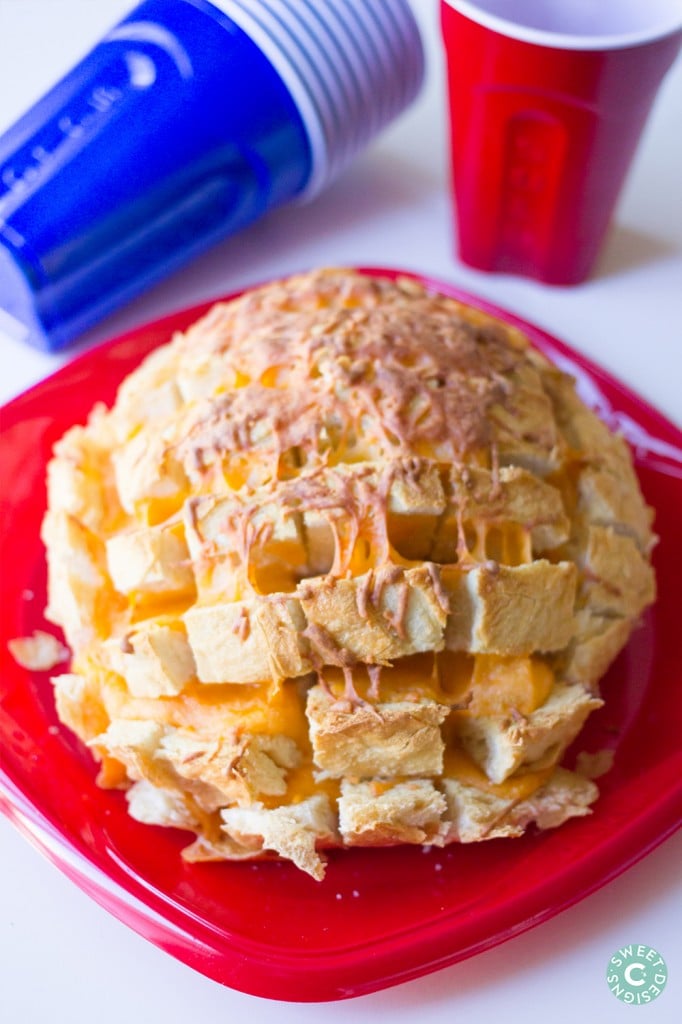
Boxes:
[443,560,577,655]
[106,522,195,597]
[221,795,336,880]
[306,685,448,778]
[299,565,447,665]
[104,623,196,697]
[338,779,447,845]
[457,682,602,783]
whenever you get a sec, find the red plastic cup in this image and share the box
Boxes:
[440,0,682,284]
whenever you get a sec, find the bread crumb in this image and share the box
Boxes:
[8,630,70,671]
[576,748,615,779]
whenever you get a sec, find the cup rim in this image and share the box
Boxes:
[212,0,423,197]
[442,0,682,51]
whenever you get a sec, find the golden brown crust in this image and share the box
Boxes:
[576,466,654,554]
[560,611,634,689]
[299,567,448,664]
[441,767,598,841]
[159,730,301,805]
[338,779,448,846]
[306,685,449,778]
[456,682,603,783]
[220,797,337,880]
[40,269,656,879]
[580,525,656,618]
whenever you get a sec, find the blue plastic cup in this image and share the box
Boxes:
[0,0,424,351]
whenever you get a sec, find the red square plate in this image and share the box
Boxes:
[1,268,680,1002]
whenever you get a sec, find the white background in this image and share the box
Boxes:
[0,1,680,1021]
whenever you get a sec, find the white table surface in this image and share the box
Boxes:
[0,2,680,1021]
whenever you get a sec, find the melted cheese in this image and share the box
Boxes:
[387,512,439,561]
[83,636,557,809]
[546,461,581,518]
[469,654,554,716]
[280,762,341,808]
[96,755,129,789]
[444,746,551,801]
[418,515,533,566]
[484,522,531,565]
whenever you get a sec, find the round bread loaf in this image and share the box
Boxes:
[43,269,656,878]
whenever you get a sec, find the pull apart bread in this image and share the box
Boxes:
[42,269,656,879]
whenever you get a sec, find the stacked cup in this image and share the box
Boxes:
[0,0,424,351]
